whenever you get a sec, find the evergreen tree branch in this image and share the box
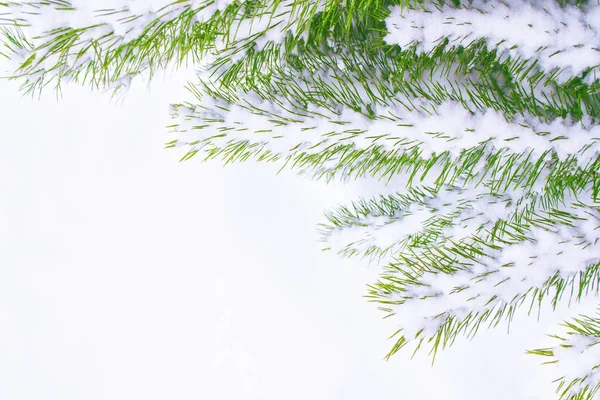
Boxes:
[529,310,600,400]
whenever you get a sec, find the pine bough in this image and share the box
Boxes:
[2,0,600,398]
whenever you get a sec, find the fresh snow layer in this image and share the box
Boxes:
[385,0,600,78]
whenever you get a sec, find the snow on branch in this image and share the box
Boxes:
[367,196,600,359]
[529,311,600,400]
[170,92,600,163]
[0,0,326,92]
[385,0,600,79]
[168,92,600,204]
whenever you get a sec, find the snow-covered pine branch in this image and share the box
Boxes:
[169,91,600,204]
[0,0,328,92]
[363,193,600,358]
[320,183,600,356]
[201,37,600,123]
[385,0,600,80]
[529,311,600,400]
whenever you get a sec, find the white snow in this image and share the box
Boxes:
[4,0,600,387]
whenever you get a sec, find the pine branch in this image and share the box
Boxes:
[316,182,600,359]
[202,33,600,123]
[360,193,600,359]
[528,310,600,400]
[385,0,600,77]
[168,89,600,207]
[1,0,364,93]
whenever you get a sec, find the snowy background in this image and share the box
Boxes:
[0,70,596,399]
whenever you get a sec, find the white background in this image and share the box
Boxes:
[0,71,596,400]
